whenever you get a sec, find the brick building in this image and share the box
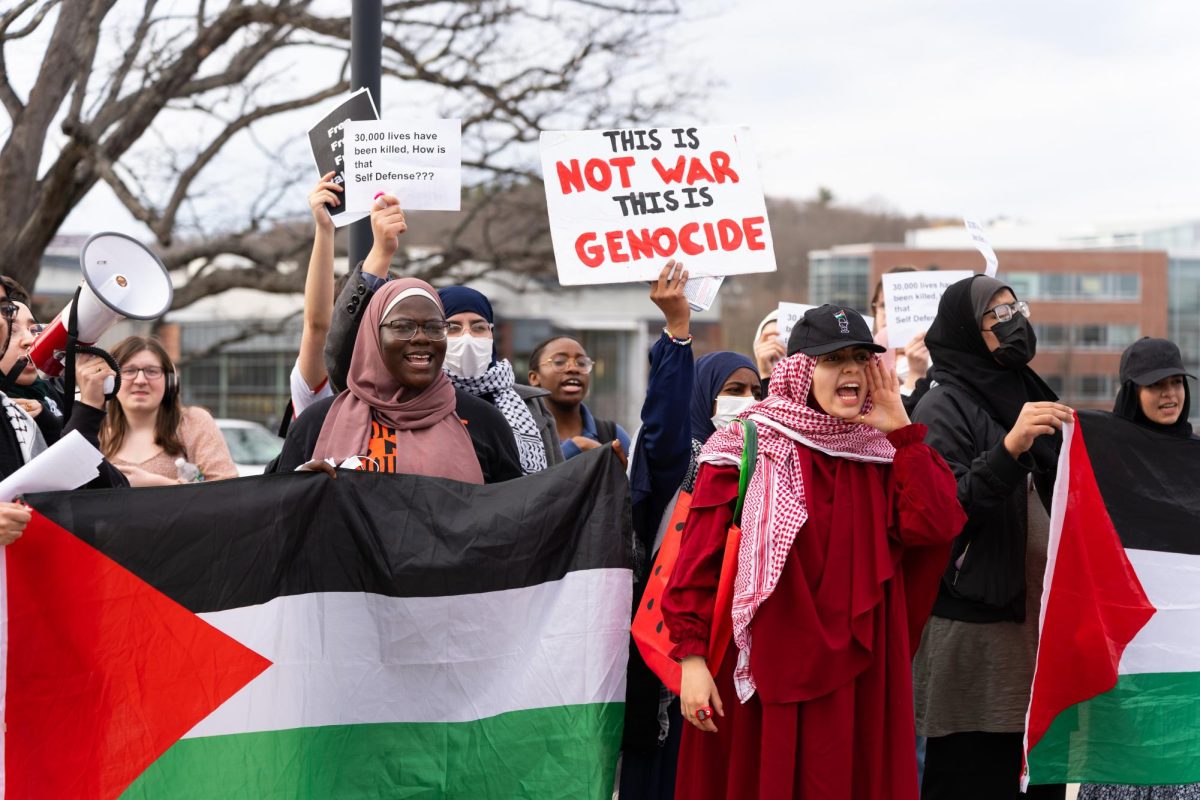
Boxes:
[808,244,1169,411]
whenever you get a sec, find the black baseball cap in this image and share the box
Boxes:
[787,304,887,357]
[1120,337,1196,386]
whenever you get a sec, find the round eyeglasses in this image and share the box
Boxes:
[446,321,494,337]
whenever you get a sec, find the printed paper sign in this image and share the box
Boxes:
[685,275,724,312]
[964,217,998,277]
[344,119,462,212]
[881,270,974,347]
[777,301,872,347]
[776,302,817,346]
[540,126,778,286]
[307,88,379,228]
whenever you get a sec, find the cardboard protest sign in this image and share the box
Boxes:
[964,217,998,277]
[344,120,461,212]
[307,89,379,228]
[777,301,872,347]
[881,270,974,347]
[540,126,777,286]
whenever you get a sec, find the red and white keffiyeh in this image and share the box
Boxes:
[698,352,897,702]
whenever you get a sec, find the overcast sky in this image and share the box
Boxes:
[675,0,1200,226]
[58,0,1200,234]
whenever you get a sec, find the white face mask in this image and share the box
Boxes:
[443,334,493,378]
[711,394,756,430]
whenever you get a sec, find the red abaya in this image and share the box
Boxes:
[662,424,964,800]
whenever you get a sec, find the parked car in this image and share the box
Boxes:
[216,418,283,477]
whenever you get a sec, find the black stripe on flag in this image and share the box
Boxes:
[1077,410,1200,556]
[27,446,632,613]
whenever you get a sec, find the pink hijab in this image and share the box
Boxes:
[312,278,483,484]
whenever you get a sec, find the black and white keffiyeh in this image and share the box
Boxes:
[3,393,47,465]
[448,359,548,474]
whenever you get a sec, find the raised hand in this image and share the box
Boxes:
[860,358,910,434]
[649,260,690,339]
[308,171,343,233]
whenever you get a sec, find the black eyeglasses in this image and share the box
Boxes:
[379,319,450,341]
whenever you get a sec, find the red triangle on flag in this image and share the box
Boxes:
[1023,418,1156,779]
[4,511,272,800]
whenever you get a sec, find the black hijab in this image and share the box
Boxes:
[926,274,1059,471]
[1113,379,1193,438]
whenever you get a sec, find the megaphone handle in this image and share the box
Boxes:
[73,343,123,400]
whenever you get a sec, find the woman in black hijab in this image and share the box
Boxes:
[909,275,1073,800]
[1077,338,1197,800]
[1110,337,1194,438]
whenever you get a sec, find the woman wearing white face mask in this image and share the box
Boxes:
[437,286,562,474]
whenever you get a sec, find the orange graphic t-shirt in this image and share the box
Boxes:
[359,420,398,473]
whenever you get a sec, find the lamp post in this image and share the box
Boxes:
[349,0,382,272]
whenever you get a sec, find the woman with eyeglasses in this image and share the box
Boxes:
[909,275,1073,800]
[101,336,238,487]
[272,278,523,483]
[437,286,562,474]
[528,336,630,460]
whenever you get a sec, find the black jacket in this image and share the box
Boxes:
[913,381,1054,623]
[0,397,128,488]
[270,391,523,484]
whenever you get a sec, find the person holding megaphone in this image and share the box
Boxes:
[0,283,130,547]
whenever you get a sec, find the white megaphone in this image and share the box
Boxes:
[27,232,173,379]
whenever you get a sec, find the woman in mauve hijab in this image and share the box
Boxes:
[272,278,521,483]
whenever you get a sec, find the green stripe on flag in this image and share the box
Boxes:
[120,703,624,800]
[1029,672,1200,785]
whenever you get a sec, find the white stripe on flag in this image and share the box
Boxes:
[1119,549,1200,675]
[185,567,631,738]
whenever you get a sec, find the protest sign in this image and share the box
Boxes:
[964,217,998,277]
[685,275,724,312]
[881,270,973,347]
[777,301,873,346]
[344,119,462,212]
[307,89,379,228]
[540,126,778,286]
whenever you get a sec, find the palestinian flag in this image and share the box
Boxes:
[2,447,631,799]
[1023,410,1200,786]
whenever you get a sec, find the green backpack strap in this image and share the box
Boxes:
[732,418,758,526]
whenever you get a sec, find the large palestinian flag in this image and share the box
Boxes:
[1023,410,1200,786]
[1,447,631,799]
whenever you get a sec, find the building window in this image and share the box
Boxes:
[1007,272,1140,302]
[1033,324,1139,351]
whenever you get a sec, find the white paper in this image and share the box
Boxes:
[343,119,462,212]
[776,301,873,347]
[964,217,998,277]
[776,302,817,346]
[539,126,778,286]
[685,275,724,312]
[881,270,974,347]
[0,431,103,501]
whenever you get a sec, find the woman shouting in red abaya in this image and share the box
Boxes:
[662,304,966,800]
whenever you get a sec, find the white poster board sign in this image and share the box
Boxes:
[964,217,998,277]
[344,119,462,212]
[777,302,873,347]
[539,126,778,286]
[881,270,974,347]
